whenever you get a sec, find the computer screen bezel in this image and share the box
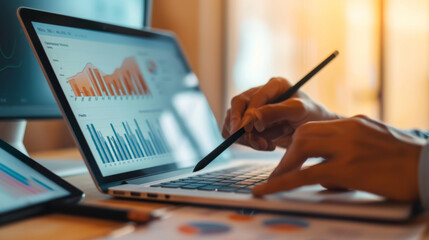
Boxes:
[0,138,83,225]
[18,7,209,191]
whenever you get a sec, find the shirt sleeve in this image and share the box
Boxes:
[409,129,429,140]
[418,142,429,210]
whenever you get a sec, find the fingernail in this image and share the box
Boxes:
[252,183,266,197]
[254,119,265,132]
[230,120,240,132]
[242,115,254,132]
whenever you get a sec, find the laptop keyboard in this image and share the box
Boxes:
[150,164,273,194]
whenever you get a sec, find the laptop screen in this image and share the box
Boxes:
[31,22,228,177]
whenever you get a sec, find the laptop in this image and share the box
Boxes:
[18,7,417,222]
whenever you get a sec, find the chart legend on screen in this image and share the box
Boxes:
[146,59,157,74]
[68,57,151,97]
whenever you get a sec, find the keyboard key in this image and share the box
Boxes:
[196,180,218,184]
[197,185,224,191]
[217,187,241,192]
[161,184,185,188]
[219,180,237,183]
[153,165,273,191]
[231,177,248,180]
[237,180,257,185]
[189,177,208,181]
[181,184,207,189]
[213,182,232,186]
[181,179,199,183]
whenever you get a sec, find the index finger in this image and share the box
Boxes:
[269,122,337,179]
[252,162,332,196]
[247,77,292,110]
[230,87,258,132]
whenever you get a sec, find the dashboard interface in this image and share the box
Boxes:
[33,22,228,177]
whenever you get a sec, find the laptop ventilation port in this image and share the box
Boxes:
[130,192,141,197]
[113,191,125,195]
[147,193,158,198]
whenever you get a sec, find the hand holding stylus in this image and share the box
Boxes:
[194,51,339,172]
[222,77,341,151]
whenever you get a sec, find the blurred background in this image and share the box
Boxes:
[23,0,429,153]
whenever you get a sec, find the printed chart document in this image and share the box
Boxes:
[98,206,426,240]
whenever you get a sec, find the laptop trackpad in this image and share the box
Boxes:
[267,185,384,204]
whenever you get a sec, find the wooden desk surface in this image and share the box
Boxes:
[1,148,429,239]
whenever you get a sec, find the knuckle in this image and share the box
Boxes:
[295,121,316,136]
[291,132,309,150]
[221,128,230,138]
[257,104,276,117]
[346,116,366,129]
[287,98,306,110]
[230,95,243,106]
[225,108,231,117]
[293,126,306,137]
[268,77,289,93]
[223,110,232,123]
[353,114,370,121]
[268,77,284,84]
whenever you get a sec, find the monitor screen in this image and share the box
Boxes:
[0,0,148,118]
[31,22,228,177]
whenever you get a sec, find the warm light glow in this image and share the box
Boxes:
[226,0,429,129]
[226,0,380,119]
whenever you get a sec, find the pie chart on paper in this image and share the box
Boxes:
[178,221,231,236]
[263,218,310,232]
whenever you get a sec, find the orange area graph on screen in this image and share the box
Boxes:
[68,57,150,97]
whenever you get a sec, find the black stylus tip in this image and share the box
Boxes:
[193,161,205,172]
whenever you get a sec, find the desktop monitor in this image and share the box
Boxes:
[0,0,152,154]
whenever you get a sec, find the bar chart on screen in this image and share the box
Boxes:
[68,57,151,98]
[0,163,53,197]
[86,118,170,164]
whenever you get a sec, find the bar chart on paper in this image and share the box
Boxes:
[0,163,53,197]
[68,57,151,97]
[87,118,170,164]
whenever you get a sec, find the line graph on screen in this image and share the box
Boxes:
[0,39,23,73]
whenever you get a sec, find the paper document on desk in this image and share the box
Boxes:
[99,207,426,240]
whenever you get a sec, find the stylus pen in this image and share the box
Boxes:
[193,50,339,172]
[55,204,155,223]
